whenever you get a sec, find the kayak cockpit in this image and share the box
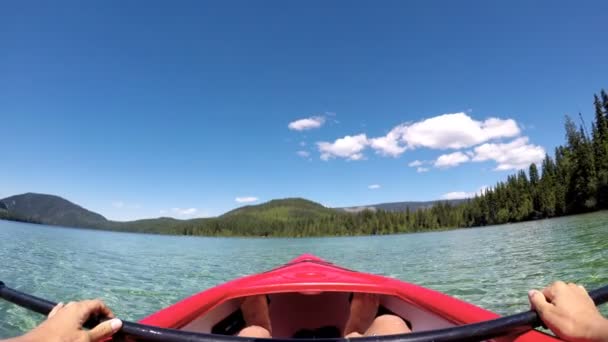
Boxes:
[179,292,457,338]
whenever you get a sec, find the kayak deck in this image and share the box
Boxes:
[140,254,560,341]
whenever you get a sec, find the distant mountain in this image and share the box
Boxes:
[0,193,338,234]
[0,193,109,228]
[339,199,466,213]
[0,192,465,236]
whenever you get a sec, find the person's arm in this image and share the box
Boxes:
[529,281,608,342]
[2,300,122,342]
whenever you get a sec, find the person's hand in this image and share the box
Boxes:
[529,281,608,342]
[23,300,122,342]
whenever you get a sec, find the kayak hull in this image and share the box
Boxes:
[140,254,559,341]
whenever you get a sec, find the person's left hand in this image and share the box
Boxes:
[24,300,122,342]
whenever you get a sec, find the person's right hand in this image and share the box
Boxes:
[529,281,608,342]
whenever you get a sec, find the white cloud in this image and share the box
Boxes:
[288,116,326,131]
[112,201,125,208]
[401,113,520,150]
[440,192,471,200]
[159,207,211,218]
[472,137,545,171]
[434,151,471,168]
[440,186,489,200]
[369,127,407,157]
[355,112,521,158]
[299,141,307,147]
[312,112,545,170]
[235,196,259,203]
[368,184,381,190]
[317,134,369,161]
[171,207,198,216]
[417,167,430,173]
[112,201,142,209]
[296,150,310,158]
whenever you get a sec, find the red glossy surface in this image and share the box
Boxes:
[139,254,560,341]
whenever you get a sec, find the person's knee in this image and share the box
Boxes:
[370,314,410,334]
[238,325,272,338]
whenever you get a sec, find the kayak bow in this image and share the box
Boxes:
[3,254,608,342]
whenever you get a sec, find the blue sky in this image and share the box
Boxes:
[1,1,607,220]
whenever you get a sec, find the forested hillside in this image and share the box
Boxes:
[0,193,107,228]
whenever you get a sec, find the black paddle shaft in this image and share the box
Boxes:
[1,280,608,342]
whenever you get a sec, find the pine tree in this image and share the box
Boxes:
[538,155,557,217]
[593,94,608,208]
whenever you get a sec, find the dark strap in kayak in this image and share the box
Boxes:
[1,280,607,342]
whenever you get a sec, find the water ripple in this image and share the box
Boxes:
[1,212,607,338]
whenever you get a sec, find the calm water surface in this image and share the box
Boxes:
[1,212,607,338]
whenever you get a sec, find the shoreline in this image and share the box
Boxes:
[2,210,606,239]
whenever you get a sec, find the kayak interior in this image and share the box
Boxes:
[139,255,560,341]
[180,291,456,338]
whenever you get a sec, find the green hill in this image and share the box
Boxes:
[0,192,469,237]
[0,193,340,236]
[223,198,334,220]
[0,193,108,228]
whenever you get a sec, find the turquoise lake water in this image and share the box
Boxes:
[1,212,607,338]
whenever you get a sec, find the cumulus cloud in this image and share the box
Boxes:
[408,160,423,167]
[317,134,369,161]
[440,192,472,200]
[288,116,326,131]
[369,127,407,157]
[434,151,471,168]
[440,186,489,200]
[235,196,259,203]
[363,112,520,157]
[296,150,310,158]
[317,112,521,160]
[171,208,198,216]
[313,112,544,171]
[401,113,520,150]
[368,184,381,190]
[472,137,545,170]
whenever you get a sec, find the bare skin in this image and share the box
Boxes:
[238,295,272,338]
[237,293,410,338]
[344,293,410,338]
[3,300,122,342]
[529,281,608,342]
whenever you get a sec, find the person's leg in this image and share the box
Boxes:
[238,326,271,338]
[344,293,379,337]
[343,293,411,338]
[364,314,411,336]
[237,295,272,338]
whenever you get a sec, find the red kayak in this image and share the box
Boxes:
[140,254,559,341]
